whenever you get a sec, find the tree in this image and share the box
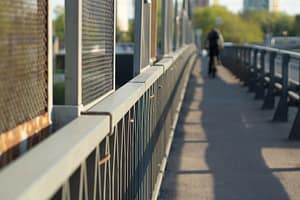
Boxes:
[53,6,65,41]
[295,15,300,36]
[193,6,264,44]
[117,20,134,43]
[241,10,295,36]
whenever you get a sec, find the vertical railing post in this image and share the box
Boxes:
[241,47,248,82]
[173,0,178,50]
[234,47,240,76]
[289,58,300,140]
[248,49,257,92]
[133,0,143,76]
[262,51,277,109]
[235,47,240,75]
[174,0,183,50]
[244,48,251,86]
[254,50,266,100]
[134,0,152,75]
[236,47,240,77]
[236,47,244,80]
[289,111,300,140]
[65,0,82,116]
[181,0,188,46]
[162,0,173,55]
[240,47,244,80]
[47,0,53,122]
[273,53,290,121]
[151,0,158,62]
[169,0,174,49]
[186,0,193,44]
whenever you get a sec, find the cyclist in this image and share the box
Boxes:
[206,28,224,78]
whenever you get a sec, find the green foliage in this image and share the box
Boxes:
[193,6,264,44]
[53,82,65,105]
[241,10,295,36]
[117,20,134,43]
[53,6,65,41]
[295,15,300,36]
[157,0,162,49]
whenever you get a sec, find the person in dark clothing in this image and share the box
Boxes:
[206,28,224,78]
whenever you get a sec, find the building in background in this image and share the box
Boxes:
[271,0,279,12]
[244,0,279,12]
[192,0,209,7]
[244,0,269,11]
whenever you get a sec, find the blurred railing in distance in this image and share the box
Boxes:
[221,44,300,140]
[0,0,197,199]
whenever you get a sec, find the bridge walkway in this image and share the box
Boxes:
[159,58,300,200]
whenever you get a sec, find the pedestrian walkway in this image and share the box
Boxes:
[159,58,300,200]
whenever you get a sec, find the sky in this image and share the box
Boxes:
[52,0,64,10]
[51,0,300,17]
[218,0,300,15]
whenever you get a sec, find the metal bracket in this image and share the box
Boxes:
[99,154,111,166]
[81,111,113,135]
[150,94,156,99]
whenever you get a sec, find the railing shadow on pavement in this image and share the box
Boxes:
[159,56,300,199]
[221,44,300,140]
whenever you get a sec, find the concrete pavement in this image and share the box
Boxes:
[159,58,300,200]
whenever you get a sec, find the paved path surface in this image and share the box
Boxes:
[159,58,300,200]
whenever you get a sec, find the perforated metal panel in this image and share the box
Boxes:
[0,0,48,133]
[82,0,115,105]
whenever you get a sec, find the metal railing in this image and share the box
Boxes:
[64,0,116,113]
[0,0,52,167]
[221,44,300,140]
[0,0,197,198]
[0,44,198,200]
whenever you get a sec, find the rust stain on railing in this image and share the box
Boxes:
[0,113,50,154]
[99,154,111,166]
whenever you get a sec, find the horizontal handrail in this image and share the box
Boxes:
[232,44,300,59]
[221,44,300,140]
[88,45,192,126]
[0,116,110,199]
[0,44,197,200]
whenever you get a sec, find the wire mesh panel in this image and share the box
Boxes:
[0,0,49,152]
[82,0,115,106]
